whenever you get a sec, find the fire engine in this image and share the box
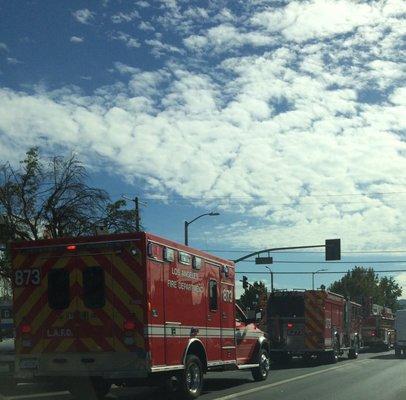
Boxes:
[267,290,362,363]
[361,302,395,350]
[11,232,270,399]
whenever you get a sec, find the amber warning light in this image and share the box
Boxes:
[66,245,76,251]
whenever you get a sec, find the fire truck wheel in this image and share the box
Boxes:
[68,378,111,399]
[348,348,358,359]
[0,379,17,395]
[302,353,312,363]
[327,350,338,364]
[251,349,270,381]
[179,354,204,400]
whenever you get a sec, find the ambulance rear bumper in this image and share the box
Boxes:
[15,352,150,380]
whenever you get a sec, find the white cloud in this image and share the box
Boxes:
[70,36,84,43]
[136,1,150,7]
[390,87,406,106]
[145,39,184,58]
[111,11,140,24]
[184,24,276,53]
[6,57,22,65]
[139,21,155,31]
[251,0,379,42]
[114,62,139,75]
[110,31,141,48]
[72,9,95,24]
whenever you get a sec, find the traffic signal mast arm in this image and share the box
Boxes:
[232,239,340,263]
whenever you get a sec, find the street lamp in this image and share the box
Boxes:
[184,212,220,246]
[265,266,274,293]
[312,269,327,290]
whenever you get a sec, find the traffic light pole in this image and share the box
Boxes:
[233,244,325,263]
[232,239,340,263]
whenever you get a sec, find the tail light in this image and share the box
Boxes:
[20,323,31,334]
[124,320,136,331]
[287,323,294,329]
[372,330,377,337]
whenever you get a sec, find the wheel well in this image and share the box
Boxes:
[185,340,208,372]
[251,339,269,363]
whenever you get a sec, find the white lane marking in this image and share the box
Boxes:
[214,359,371,400]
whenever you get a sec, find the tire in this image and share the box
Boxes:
[251,349,270,381]
[395,348,401,358]
[348,342,359,359]
[326,350,338,364]
[0,378,17,395]
[68,378,111,400]
[348,348,358,359]
[179,355,204,400]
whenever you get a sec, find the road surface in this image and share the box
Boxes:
[1,351,405,400]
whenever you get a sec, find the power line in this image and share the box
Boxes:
[140,191,406,201]
[204,249,406,254]
[236,269,406,275]
[241,260,406,264]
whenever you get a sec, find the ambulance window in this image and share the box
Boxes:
[163,247,175,262]
[48,269,70,310]
[83,267,105,309]
[179,251,191,265]
[192,256,202,270]
[209,280,218,311]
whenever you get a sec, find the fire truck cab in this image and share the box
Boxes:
[267,290,362,364]
[11,232,269,399]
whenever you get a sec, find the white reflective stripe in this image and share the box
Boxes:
[144,324,262,339]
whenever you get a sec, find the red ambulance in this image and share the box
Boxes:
[11,232,269,399]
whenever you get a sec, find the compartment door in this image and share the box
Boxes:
[75,253,114,352]
[220,281,236,363]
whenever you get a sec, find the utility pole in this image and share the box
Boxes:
[122,195,145,232]
[135,197,140,232]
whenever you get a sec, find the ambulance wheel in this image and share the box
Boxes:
[252,349,270,381]
[68,378,111,399]
[179,355,204,400]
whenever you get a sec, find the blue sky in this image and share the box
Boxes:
[0,0,405,297]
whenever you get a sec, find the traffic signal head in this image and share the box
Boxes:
[325,238,341,261]
[242,275,248,289]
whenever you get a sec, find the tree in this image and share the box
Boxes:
[377,276,402,311]
[239,280,268,311]
[328,266,402,311]
[0,148,139,281]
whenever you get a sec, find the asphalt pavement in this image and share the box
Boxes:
[1,350,405,400]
